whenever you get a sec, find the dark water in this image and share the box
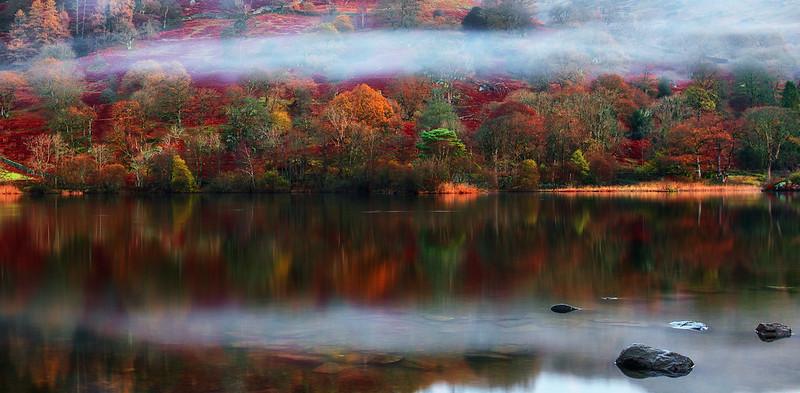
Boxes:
[1,193,799,393]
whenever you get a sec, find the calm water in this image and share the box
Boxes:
[1,193,799,393]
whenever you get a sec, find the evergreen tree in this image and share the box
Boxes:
[781,81,800,110]
[417,97,461,132]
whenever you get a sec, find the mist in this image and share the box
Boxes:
[87,0,800,82]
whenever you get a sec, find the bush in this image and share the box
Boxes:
[207,172,253,192]
[412,159,449,192]
[259,170,290,192]
[98,164,128,192]
[57,154,97,189]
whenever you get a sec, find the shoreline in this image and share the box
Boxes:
[540,183,763,194]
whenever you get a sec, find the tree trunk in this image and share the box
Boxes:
[696,154,702,179]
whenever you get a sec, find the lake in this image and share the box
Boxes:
[0,193,798,393]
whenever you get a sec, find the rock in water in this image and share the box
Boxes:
[755,323,792,342]
[670,321,709,332]
[615,344,694,378]
[550,304,581,313]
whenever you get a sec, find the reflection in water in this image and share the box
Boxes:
[1,194,800,392]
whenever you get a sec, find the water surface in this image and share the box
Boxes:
[1,193,799,393]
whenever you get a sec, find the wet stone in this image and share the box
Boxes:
[615,344,694,378]
[550,304,581,313]
[755,323,792,342]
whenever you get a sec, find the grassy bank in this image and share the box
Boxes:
[544,181,762,194]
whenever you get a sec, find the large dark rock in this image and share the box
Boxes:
[615,344,694,378]
[550,304,581,313]
[755,323,792,342]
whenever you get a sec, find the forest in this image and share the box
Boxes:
[1,0,799,193]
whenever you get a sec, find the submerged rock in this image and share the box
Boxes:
[550,304,581,313]
[615,344,694,378]
[669,321,709,332]
[755,323,792,342]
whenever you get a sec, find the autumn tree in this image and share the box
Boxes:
[324,84,395,147]
[88,0,134,47]
[390,77,433,120]
[129,62,193,126]
[476,101,545,181]
[744,107,800,180]
[0,72,26,119]
[184,126,222,183]
[107,100,147,160]
[670,113,726,179]
[28,58,86,111]
[48,105,97,148]
[26,133,70,179]
[7,0,71,60]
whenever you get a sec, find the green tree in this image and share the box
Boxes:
[417,128,466,162]
[222,96,273,150]
[514,159,540,190]
[628,108,653,140]
[684,85,718,113]
[570,149,590,182]
[657,78,673,98]
[417,97,461,131]
[781,81,800,110]
[171,154,197,192]
[745,107,799,180]
[732,64,776,110]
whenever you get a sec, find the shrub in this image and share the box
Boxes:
[788,171,800,184]
[412,159,449,192]
[260,170,290,192]
[98,164,128,192]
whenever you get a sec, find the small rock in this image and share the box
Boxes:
[755,323,792,342]
[669,321,709,332]
[550,304,581,313]
[615,344,694,378]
